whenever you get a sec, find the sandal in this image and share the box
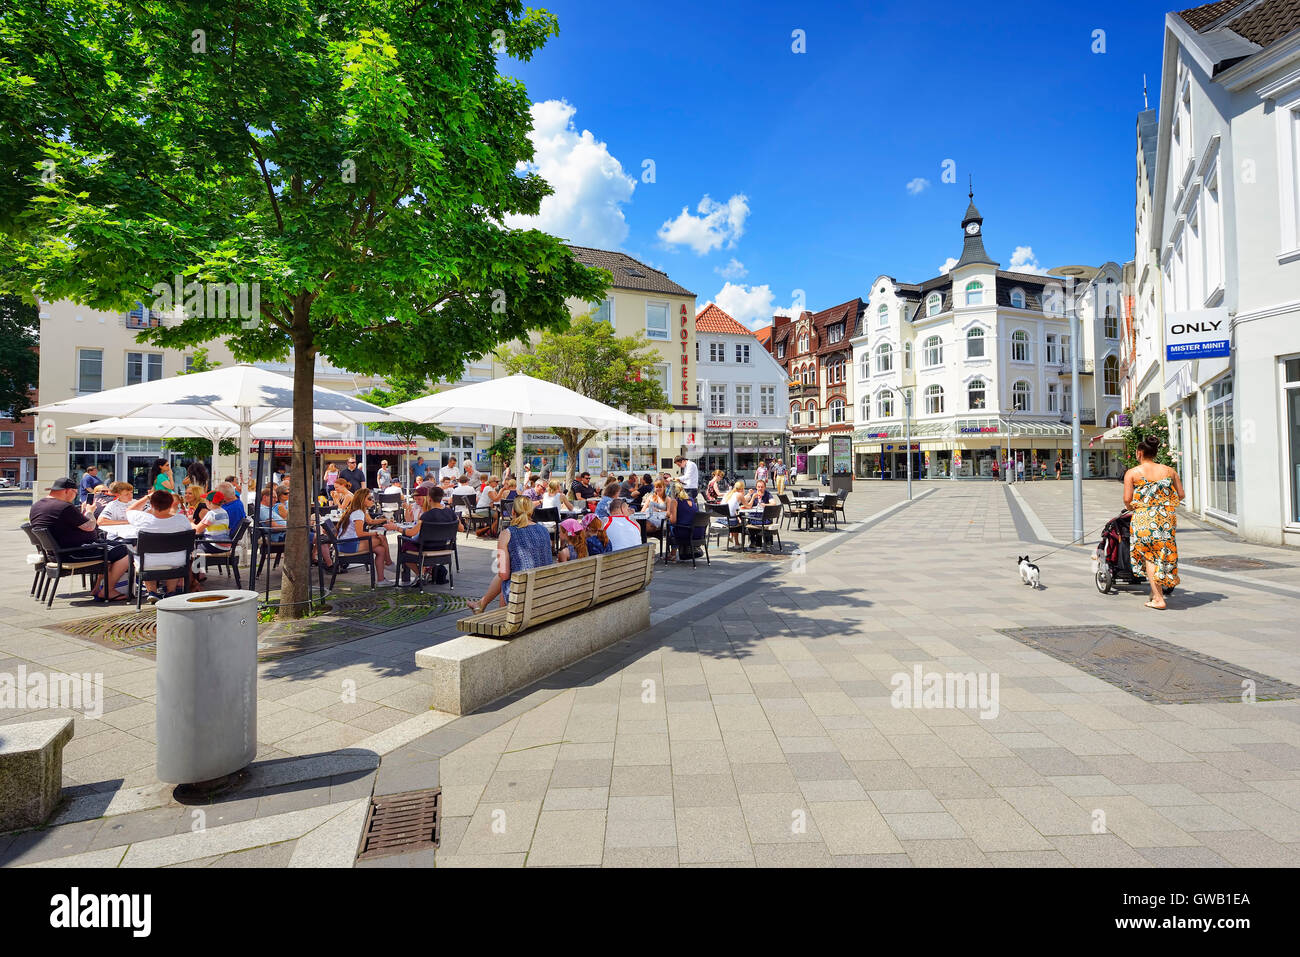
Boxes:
[1144,600,1166,610]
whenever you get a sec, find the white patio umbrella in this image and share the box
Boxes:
[68,417,346,441]
[29,364,403,486]
[387,373,656,480]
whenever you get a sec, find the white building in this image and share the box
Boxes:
[1150,0,1300,545]
[693,304,790,479]
[1125,107,1167,422]
[850,195,1117,478]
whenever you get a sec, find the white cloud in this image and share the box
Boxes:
[938,257,959,275]
[1008,245,1049,274]
[710,282,803,329]
[503,100,636,248]
[906,177,931,195]
[715,257,748,280]
[658,193,750,255]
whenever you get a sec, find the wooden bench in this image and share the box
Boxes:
[417,543,655,714]
[457,543,655,639]
[0,718,75,831]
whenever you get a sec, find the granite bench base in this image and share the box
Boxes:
[0,717,75,832]
[416,590,650,715]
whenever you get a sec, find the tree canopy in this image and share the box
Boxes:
[0,294,38,420]
[0,0,608,615]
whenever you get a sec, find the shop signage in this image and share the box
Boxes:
[679,304,691,404]
[865,431,890,439]
[831,434,852,476]
[1165,308,1229,361]
[960,426,999,434]
[706,419,731,429]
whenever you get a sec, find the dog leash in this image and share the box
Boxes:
[1027,518,1117,565]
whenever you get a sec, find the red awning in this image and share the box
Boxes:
[248,439,415,451]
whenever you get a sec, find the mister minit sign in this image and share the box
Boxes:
[1165,308,1229,361]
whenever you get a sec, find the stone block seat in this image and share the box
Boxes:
[416,543,655,714]
[0,718,75,832]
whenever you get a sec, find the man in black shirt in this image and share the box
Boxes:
[337,456,366,492]
[30,477,132,600]
[570,471,595,500]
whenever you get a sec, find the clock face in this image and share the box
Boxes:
[965,222,981,235]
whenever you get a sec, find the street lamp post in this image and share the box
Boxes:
[884,385,913,501]
[1069,284,1084,542]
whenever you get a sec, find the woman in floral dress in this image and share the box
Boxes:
[1122,435,1185,610]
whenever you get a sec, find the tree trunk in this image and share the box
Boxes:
[278,297,316,621]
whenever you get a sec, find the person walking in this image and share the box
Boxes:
[1055,457,1063,480]
[1123,435,1184,610]
[1016,457,1025,483]
[774,458,787,495]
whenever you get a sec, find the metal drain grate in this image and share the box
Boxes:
[356,788,442,861]
[997,625,1300,704]
[1180,555,1293,572]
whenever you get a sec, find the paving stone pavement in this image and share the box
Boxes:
[5,481,1298,867]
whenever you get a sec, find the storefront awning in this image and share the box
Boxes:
[807,442,829,456]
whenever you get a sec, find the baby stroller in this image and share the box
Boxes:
[1093,508,1176,596]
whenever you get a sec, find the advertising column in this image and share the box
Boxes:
[830,434,853,493]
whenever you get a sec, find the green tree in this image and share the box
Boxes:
[161,348,239,463]
[356,372,447,479]
[500,314,669,488]
[0,294,38,419]
[0,1,607,617]
[1120,409,1177,470]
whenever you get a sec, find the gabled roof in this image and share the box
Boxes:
[566,245,696,298]
[753,324,773,348]
[695,303,754,336]
[1178,0,1300,44]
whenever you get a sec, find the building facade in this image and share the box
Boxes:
[848,197,1118,478]
[769,298,864,476]
[1150,0,1300,545]
[693,304,789,480]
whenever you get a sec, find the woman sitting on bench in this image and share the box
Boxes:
[468,496,553,613]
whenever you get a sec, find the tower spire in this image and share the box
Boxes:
[969,174,973,200]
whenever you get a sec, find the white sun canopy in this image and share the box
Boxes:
[387,374,656,478]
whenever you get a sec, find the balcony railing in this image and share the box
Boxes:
[1060,409,1097,426]
[1052,359,1094,375]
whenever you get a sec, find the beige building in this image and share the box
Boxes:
[33,298,393,494]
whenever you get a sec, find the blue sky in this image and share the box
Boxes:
[504,0,1173,326]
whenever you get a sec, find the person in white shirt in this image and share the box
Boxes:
[438,456,459,483]
[603,498,643,551]
[125,489,194,600]
[541,479,572,511]
[720,480,746,549]
[96,482,137,533]
[675,455,700,500]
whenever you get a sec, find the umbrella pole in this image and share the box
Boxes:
[515,422,523,487]
[252,439,265,601]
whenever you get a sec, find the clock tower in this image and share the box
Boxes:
[954,188,997,269]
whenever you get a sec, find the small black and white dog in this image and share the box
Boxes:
[1017,556,1041,589]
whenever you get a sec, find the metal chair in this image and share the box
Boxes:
[835,489,849,524]
[816,493,839,530]
[30,526,110,608]
[532,505,561,552]
[318,519,377,589]
[377,491,403,518]
[20,522,47,597]
[668,512,711,567]
[707,503,737,551]
[132,528,197,608]
[777,493,801,531]
[197,517,249,588]
[746,504,784,553]
[398,519,459,589]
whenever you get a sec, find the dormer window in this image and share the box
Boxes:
[828,323,844,344]
[1010,288,1026,309]
[965,281,984,306]
[798,333,809,353]
[926,294,941,317]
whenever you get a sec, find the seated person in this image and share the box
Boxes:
[96,482,138,531]
[474,476,506,537]
[126,489,195,601]
[595,481,620,520]
[705,469,727,503]
[570,472,595,501]
[603,498,643,551]
[194,490,231,546]
[397,486,458,580]
[541,479,572,511]
[643,480,669,531]
[636,473,654,503]
[217,481,247,531]
[556,518,588,563]
[743,478,774,509]
[258,484,289,541]
[583,514,611,555]
[329,477,351,511]
[335,486,394,584]
[31,477,132,601]
[523,478,546,502]
[469,497,554,613]
[719,480,746,549]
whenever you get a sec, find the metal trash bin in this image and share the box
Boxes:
[155,590,258,785]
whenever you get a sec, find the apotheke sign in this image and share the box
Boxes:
[1165,308,1229,361]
